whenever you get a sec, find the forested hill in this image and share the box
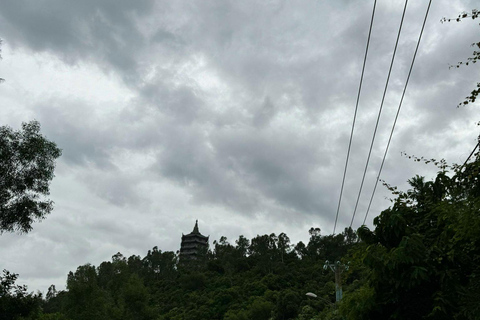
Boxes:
[41,227,358,320]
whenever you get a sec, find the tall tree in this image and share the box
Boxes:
[0,121,61,233]
[277,233,291,264]
[65,264,111,320]
[0,269,42,319]
[339,152,480,320]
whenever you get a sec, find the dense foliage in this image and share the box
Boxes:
[0,120,61,318]
[334,148,480,320]
[37,228,357,320]
[0,270,42,320]
[0,121,62,233]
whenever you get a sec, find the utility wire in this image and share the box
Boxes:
[363,0,433,225]
[349,0,409,228]
[333,0,377,235]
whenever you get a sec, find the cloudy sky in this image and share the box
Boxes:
[0,0,478,293]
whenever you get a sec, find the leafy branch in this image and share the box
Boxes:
[400,152,449,170]
[441,10,480,107]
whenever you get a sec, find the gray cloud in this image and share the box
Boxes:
[0,0,152,83]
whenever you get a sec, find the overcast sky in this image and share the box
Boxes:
[0,0,478,293]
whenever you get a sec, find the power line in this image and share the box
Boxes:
[458,138,480,172]
[333,0,377,235]
[349,0,409,228]
[363,0,433,226]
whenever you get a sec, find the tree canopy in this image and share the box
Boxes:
[40,228,356,320]
[334,149,480,320]
[0,121,62,233]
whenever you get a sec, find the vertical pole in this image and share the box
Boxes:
[324,260,348,303]
[334,264,342,302]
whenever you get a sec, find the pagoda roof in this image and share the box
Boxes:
[183,220,209,239]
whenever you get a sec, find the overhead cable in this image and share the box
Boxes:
[349,0,409,228]
[458,139,480,172]
[363,0,433,225]
[333,0,377,235]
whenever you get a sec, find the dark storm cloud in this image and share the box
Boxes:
[0,0,152,82]
[211,127,331,212]
[32,99,125,169]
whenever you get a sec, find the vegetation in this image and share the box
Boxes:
[0,270,43,319]
[0,121,62,233]
[0,120,61,319]
[336,148,480,320]
[33,227,357,320]
[442,9,480,107]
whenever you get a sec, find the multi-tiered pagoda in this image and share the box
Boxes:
[179,220,209,260]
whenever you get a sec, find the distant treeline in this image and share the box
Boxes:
[39,226,357,320]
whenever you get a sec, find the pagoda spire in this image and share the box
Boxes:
[192,220,200,234]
